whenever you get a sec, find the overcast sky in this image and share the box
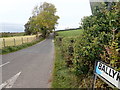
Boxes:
[0,0,92,30]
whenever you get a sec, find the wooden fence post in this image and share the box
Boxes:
[22,38,23,44]
[14,38,16,46]
[31,37,32,42]
[3,39,5,48]
[27,38,28,42]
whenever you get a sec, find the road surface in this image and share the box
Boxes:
[1,33,54,88]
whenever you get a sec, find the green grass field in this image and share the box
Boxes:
[0,35,37,49]
[0,32,25,38]
[57,29,83,37]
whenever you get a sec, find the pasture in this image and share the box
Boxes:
[0,35,37,49]
[57,29,83,37]
[0,32,25,38]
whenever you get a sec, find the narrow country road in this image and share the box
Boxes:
[1,33,54,88]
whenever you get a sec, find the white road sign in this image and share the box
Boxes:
[95,61,120,89]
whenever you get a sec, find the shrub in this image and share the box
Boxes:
[54,2,120,88]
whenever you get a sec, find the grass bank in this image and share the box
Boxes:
[52,29,83,88]
[52,43,79,88]
[0,38,44,55]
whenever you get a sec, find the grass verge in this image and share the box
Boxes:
[52,43,79,88]
[52,29,84,88]
[0,38,44,55]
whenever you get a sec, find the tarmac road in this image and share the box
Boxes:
[1,33,54,88]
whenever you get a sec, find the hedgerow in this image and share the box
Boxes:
[55,2,120,88]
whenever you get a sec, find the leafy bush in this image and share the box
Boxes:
[55,2,120,88]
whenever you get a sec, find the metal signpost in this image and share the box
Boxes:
[93,61,120,89]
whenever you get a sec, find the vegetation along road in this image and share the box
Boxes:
[1,33,54,88]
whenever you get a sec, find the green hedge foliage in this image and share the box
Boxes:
[55,2,120,88]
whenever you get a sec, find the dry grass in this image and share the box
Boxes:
[0,35,37,49]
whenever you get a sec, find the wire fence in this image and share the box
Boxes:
[0,35,41,49]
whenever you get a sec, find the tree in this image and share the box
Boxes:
[24,2,59,38]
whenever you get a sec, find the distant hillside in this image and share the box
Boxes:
[0,23,25,32]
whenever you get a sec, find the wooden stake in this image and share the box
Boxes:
[3,39,5,47]
[14,38,16,46]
